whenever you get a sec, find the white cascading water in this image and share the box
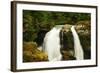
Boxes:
[43,25,63,61]
[71,26,84,60]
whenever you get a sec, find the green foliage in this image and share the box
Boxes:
[23,10,90,42]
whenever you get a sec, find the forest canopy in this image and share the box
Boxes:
[23,10,91,42]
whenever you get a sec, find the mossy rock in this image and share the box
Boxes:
[61,50,76,60]
[23,42,48,62]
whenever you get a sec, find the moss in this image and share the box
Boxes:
[23,42,48,62]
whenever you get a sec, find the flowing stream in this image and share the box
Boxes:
[42,25,63,61]
[71,26,84,60]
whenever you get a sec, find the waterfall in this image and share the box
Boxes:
[43,25,63,61]
[71,26,84,60]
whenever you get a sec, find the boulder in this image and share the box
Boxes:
[23,42,48,62]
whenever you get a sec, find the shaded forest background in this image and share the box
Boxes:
[23,10,90,42]
[23,10,91,62]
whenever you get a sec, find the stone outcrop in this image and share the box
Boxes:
[23,42,48,62]
[61,21,91,59]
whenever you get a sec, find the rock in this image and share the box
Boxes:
[62,24,73,32]
[61,50,76,60]
[62,21,91,59]
[75,21,90,34]
[75,21,91,59]
[23,42,37,51]
[23,42,48,62]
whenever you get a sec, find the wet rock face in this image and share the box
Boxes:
[60,28,74,51]
[59,25,75,60]
[60,24,74,51]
